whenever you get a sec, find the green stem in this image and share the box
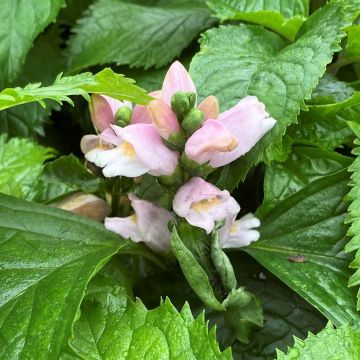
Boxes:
[111,177,122,216]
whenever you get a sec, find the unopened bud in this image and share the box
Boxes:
[198,95,219,120]
[52,192,110,222]
[163,131,187,151]
[158,165,183,187]
[182,108,204,135]
[148,99,180,140]
[186,92,196,109]
[171,91,190,118]
[89,94,114,132]
[115,106,132,127]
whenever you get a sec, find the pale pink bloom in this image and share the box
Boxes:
[173,177,240,234]
[219,213,260,249]
[105,193,174,252]
[198,95,219,121]
[89,94,131,132]
[131,91,162,125]
[84,124,178,177]
[185,96,276,167]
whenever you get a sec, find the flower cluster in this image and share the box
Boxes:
[81,62,276,252]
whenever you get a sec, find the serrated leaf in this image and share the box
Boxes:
[0,193,140,359]
[69,281,231,359]
[344,25,360,63]
[247,167,360,326]
[207,0,309,40]
[0,68,151,112]
[0,134,55,200]
[190,1,351,189]
[66,0,214,71]
[276,323,360,359]
[0,0,65,87]
[345,122,360,310]
[260,146,352,217]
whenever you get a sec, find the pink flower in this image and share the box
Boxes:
[105,194,174,252]
[83,124,178,177]
[89,94,131,132]
[219,213,260,249]
[173,177,240,234]
[185,96,276,167]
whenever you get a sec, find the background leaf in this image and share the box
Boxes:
[0,0,65,87]
[190,1,352,189]
[66,0,214,71]
[207,0,309,40]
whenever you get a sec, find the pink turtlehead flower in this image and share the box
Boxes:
[105,194,174,252]
[83,124,178,178]
[89,94,131,132]
[173,177,240,234]
[185,96,276,167]
[219,213,260,249]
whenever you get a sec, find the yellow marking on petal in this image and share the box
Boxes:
[191,196,221,212]
[226,137,238,152]
[230,222,239,234]
[120,141,136,158]
[130,214,137,224]
[98,139,113,150]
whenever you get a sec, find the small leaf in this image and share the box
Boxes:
[207,0,309,40]
[276,323,360,359]
[170,225,225,311]
[0,134,55,200]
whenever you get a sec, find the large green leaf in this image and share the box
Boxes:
[261,146,352,215]
[69,273,231,359]
[0,135,55,200]
[0,68,151,112]
[276,323,360,359]
[0,0,65,87]
[66,0,214,71]
[190,1,351,189]
[0,193,137,358]
[207,0,309,40]
[246,168,360,326]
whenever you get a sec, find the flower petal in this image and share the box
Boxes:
[111,124,178,176]
[129,193,174,252]
[105,216,142,243]
[210,96,276,167]
[185,119,237,165]
[131,91,162,124]
[80,135,101,154]
[162,61,196,105]
[173,177,240,234]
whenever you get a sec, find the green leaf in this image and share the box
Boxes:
[345,122,360,310]
[0,134,55,200]
[70,284,231,359]
[261,146,352,216]
[276,323,360,359]
[190,1,352,188]
[0,68,151,112]
[0,193,137,359]
[66,0,214,71]
[222,287,263,344]
[170,225,225,311]
[344,25,360,63]
[207,0,309,40]
[41,155,103,194]
[0,27,63,137]
[246,168,360,326]
[0,0,65,87]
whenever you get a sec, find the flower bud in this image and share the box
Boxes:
[198,95,219,120]
[115,106,132,127]
[171,91,190,118]
[89,94,115,132]
[148,99,180,140]
[163,131,187,151]
[52,192,110,222]
[182,108,204,135]
[186,91,196,109]
[158,165,183,187]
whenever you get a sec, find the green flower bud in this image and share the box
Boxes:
[115,106,132,127]
[163,131,187,151]
[158,165,183,187]
[182,108,204,135]
[186,92,196,109]
[171,91,190,118]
